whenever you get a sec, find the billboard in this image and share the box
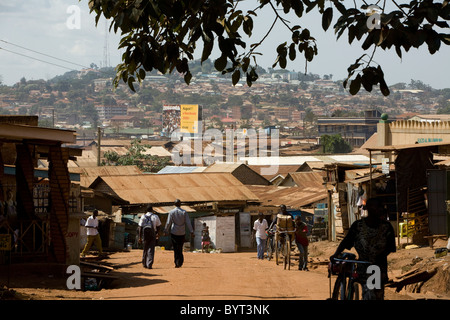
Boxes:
[162,104,202,137]
[162,105,181,137]
[180,104,201,134]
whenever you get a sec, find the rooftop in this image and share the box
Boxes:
[89,172,260,205]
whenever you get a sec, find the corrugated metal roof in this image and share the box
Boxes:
[284,171,326,188]
[70,165,142,187]
[90,172,259,204]
[248,164,302,179]
[153,205,196,214]
[203,162,243,172]
[142,146,172,157]
[157,166,206,174]
[247,185,327,208]
[101,146,129,156]
[365,141,450,152]
[242,155,371,166]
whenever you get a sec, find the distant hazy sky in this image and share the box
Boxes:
[1,0,449,89]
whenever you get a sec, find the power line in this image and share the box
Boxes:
[0,40,116,79]
[0,46,78,72]
[0,39,89,70]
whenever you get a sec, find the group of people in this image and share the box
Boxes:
[81,199,194,270]
[253,199,396,300]
[252,204,309,271]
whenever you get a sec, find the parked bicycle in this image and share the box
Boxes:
[328,252,371,300]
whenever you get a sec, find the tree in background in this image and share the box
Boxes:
[320,134,353,153]
[103,139,171,172]
[87,0,450,96]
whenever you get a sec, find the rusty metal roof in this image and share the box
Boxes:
[247,185,327,209]
[89,172,260,205]
[70,165,142,187]
[283,171,326,188]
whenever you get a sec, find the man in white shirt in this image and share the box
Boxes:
[81,209,103,257]
[138,205,162,269]
[253,212,269,260]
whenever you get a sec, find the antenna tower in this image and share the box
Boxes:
[103,20,110,68]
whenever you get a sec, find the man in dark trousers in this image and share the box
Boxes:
[164,199,194,268]
[138,205,161,269]
[330,197,396,300]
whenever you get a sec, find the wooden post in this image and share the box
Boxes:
[97,127,102,167]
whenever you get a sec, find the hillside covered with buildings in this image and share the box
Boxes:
[1,61,449,146]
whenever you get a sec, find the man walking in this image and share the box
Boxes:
[164,199,194,268]
[253,212,268,260]
[138,205,161,269]
[81,209,103,257]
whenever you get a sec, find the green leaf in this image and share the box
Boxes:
[184,71,192,85]
[243,16,253,37]
[379,79,390,96]
[201,39,214,63]
[395,45,402,59]
[127,76,136,92]
[349,74,361,95]
[138,69,146,80]
[291,0,304,17]
[214,55,227,71]
[322,7,333,31]
[289,43,296,60]
[332,0,347,15]
[232,69,241,85]
[300,29,310,41]
[279,55,287,69]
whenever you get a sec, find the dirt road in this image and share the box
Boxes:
[8,249,332,300]
[5,238,450,302]
[5,240,428,301]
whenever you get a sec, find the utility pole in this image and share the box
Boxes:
[97,126,102,166]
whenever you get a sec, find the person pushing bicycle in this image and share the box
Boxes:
[330,197,396,300]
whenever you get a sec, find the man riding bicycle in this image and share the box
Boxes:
[330,197,396,300]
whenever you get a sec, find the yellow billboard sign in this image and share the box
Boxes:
[180,104,200,134]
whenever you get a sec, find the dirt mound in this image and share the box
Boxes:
[395,256,450,298]
[309,239,450,300]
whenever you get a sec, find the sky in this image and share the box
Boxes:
[0,0,449,89]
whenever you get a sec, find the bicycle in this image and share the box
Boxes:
[328,252,371,300]
[265,229,275,261]
[275,230,295,270]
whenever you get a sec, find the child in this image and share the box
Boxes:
[201,223,211,253]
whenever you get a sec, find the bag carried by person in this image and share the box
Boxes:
[143,214,155,241]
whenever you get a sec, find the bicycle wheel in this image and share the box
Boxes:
[276,239,282,265]
[348,281,361,300]
[275,235,282,265]
[332,274,348,300]
[283,238,291,270]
